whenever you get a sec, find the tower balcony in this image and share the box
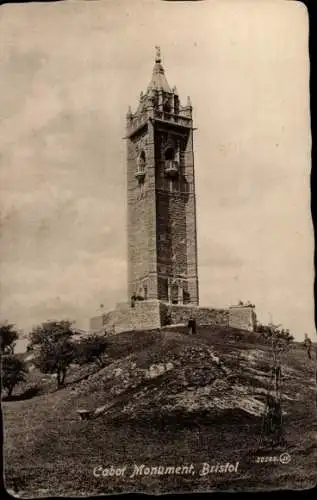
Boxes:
[164,160,179,177]
[135,167,146,182]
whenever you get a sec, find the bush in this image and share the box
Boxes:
[75,334,108,367]
[1,355,27,398]
[0,323,18,355]
[257,323,294,355]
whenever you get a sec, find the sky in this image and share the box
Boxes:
[0,0,313,350]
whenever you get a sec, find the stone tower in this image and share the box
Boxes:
[126,47,199,306]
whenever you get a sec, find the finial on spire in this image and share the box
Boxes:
[155,46,161,63]
[187,96,192,108]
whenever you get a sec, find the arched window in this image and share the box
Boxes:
[135,150,146,187]
[163,97,171,114]
[137,150,146,172]
[183,290,190,304]
[164,147,175,161]
[164,146,178,179]
[171,283,179,304]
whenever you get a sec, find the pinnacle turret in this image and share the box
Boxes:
[126,48,193,132]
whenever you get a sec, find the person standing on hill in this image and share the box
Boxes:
[192,317,197,334]
[303,333,312,360]
[188,316,197,335]
[187,317,193,335]
[131,293,136,308]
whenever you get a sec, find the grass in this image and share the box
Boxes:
[2,326,317,496]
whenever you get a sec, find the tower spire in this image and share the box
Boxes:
[147,46,171,93]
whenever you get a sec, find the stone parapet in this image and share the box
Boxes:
[102,300,161,334]
[90,302,256,335]
[228,305,257,332]
[159,302,229,328]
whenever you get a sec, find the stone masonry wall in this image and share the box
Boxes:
[228,306,257,332]
[127,122,158,300]
[156,188,187,279]
[154,128,199,306]
[160,303,229,328]
[89,315,105,333]
[103,300,161,334]
[90,311,116,334]
[183,129,199,305]
[91,303,256,335]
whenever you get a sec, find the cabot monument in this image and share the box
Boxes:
[90,48,256,334]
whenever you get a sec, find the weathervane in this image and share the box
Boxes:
[155,45,161,63]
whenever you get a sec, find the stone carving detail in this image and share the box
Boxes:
[168,277,185,288]
[161,133,175,154]
[135,136,147,155]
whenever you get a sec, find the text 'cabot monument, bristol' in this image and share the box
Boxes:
[90,48,256,334]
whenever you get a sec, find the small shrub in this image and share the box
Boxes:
[1,354,28,398]
[75,334,108,368]
[0,323,18,355]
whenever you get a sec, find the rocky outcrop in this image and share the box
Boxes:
[69,330,298,427]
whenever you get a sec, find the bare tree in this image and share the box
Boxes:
[259,323,294,448]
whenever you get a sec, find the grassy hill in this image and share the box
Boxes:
[2,326,317,496]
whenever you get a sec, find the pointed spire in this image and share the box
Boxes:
[172,85,178,94]
[126,105,132,118]
[187,96,192,108]
[147,46,171,93]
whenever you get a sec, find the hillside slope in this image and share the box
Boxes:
[3,326,317,496]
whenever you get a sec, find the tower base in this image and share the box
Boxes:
[89,300,254,335]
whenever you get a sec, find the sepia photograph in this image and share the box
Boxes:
[0,0,315,496]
